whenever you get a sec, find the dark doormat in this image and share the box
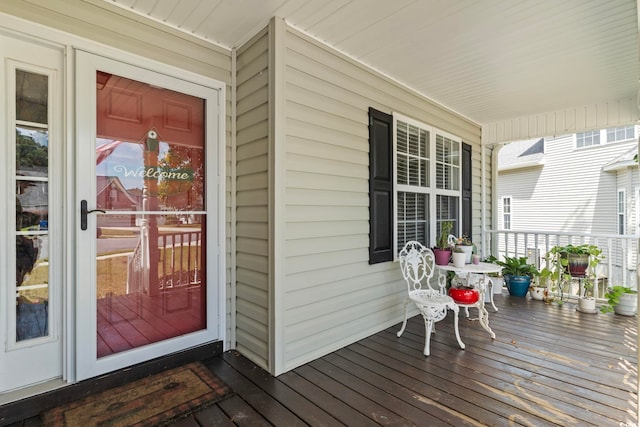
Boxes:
[42,362,231,426]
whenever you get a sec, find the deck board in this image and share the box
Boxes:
[7,294,638,426]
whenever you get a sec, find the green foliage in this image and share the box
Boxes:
[600,286,637,313]
[495,256,539,278]
[16,131,47,168]
[436,221,453,250]
[547,244,603,297]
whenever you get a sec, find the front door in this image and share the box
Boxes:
[0,35,64,392]
[75,52,223,380]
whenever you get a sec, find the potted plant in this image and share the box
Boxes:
[454,234,474,264]
[600,286,638,316]
[552,244,603,277]
[549,244,603,311]
[451,246,466,268]
[433,221,453,266]
[495,256,539,297]
[529,275,546,301]
[483,255,504,297]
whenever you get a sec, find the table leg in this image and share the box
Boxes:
[487,278,498,312]
[450,303,465,350]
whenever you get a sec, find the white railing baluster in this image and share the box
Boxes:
[486,229,638,301]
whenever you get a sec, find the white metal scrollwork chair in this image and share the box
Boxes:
[396,241,465,356]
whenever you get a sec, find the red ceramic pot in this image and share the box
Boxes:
[448,286,479,304]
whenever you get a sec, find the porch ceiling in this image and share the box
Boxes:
[106,0,638,135]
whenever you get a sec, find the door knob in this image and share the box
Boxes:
[80,200,105,231]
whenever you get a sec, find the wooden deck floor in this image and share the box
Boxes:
[9,293,639,426]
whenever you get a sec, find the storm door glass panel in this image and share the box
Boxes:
[95,72,206,358]
[15,70,50,341]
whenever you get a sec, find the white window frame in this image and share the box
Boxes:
[393,113,462,254]
[575,125,637,149]
[618,189,626,235]
[502,196,512,230]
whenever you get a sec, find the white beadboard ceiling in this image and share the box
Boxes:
[103,0,639,129]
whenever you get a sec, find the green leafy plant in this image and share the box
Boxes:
[435,221,453,250]
[495,256,539,278]
[600,286,637,313]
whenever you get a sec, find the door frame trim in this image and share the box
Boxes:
[74,49,226,381]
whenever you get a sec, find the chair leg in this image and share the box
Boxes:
[396,297,410,337]
[464,307,470,318]
[422,318,434,356]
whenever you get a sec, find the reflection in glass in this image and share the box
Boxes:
[95,140,204,212]
[15,70,50,343]
[16,235,48,341]
[16,182,48,231]
[16,126,48,174]
[96,214,205,358]
[16,70,48,124]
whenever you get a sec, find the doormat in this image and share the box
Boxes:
[42,362,231,426]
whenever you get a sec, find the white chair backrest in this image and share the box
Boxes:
[398,241,438,293]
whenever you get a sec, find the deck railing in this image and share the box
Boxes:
[485,229,638,301]
[127,227,202,294]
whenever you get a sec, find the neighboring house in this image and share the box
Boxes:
[0,1,637,405]
[496,126,639,286]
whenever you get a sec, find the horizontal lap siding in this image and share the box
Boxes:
[235,29,270,369]
[281,27,481,371]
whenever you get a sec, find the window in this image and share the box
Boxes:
[576,130,600,148]
[368,108,466,263]
[502,197,511,230]
[394,115,461,254]
[607,126,634,143]
[576,125,636,149]
[618,190,625,235]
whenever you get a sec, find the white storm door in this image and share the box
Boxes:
[0,35,64,392]
[75,51,224,381]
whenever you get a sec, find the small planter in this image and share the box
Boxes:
[449,287,479,304]
[433,248,451,266]
[529,286,545,301]
[491,277,504,294]
[452,251,466,268]
[455,245,473,263]
[614,292,637,316]
[577,297,597,313]
[567,253,589,277]
[506,275,531,297]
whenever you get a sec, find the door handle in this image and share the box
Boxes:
[80,200,106,231]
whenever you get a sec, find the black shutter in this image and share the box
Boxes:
[368,108,394,264]
[461,142,472,238]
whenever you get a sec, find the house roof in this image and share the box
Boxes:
[498,138,545,171]
[104,0,639,133]
[96,176,139,206]
[602,145,639,172]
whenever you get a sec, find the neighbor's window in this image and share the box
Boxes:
[607,126,635,143]
[395,115,461,252]
[618,190,625,235]
[577,125,636,149]
[576,130,600,148]
[502,196,511,230]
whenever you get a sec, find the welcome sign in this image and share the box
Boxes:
[114,165,194,182]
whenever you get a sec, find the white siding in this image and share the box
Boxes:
[497,135,636,235]
[279,24,483,373]
[235,28,270,369]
